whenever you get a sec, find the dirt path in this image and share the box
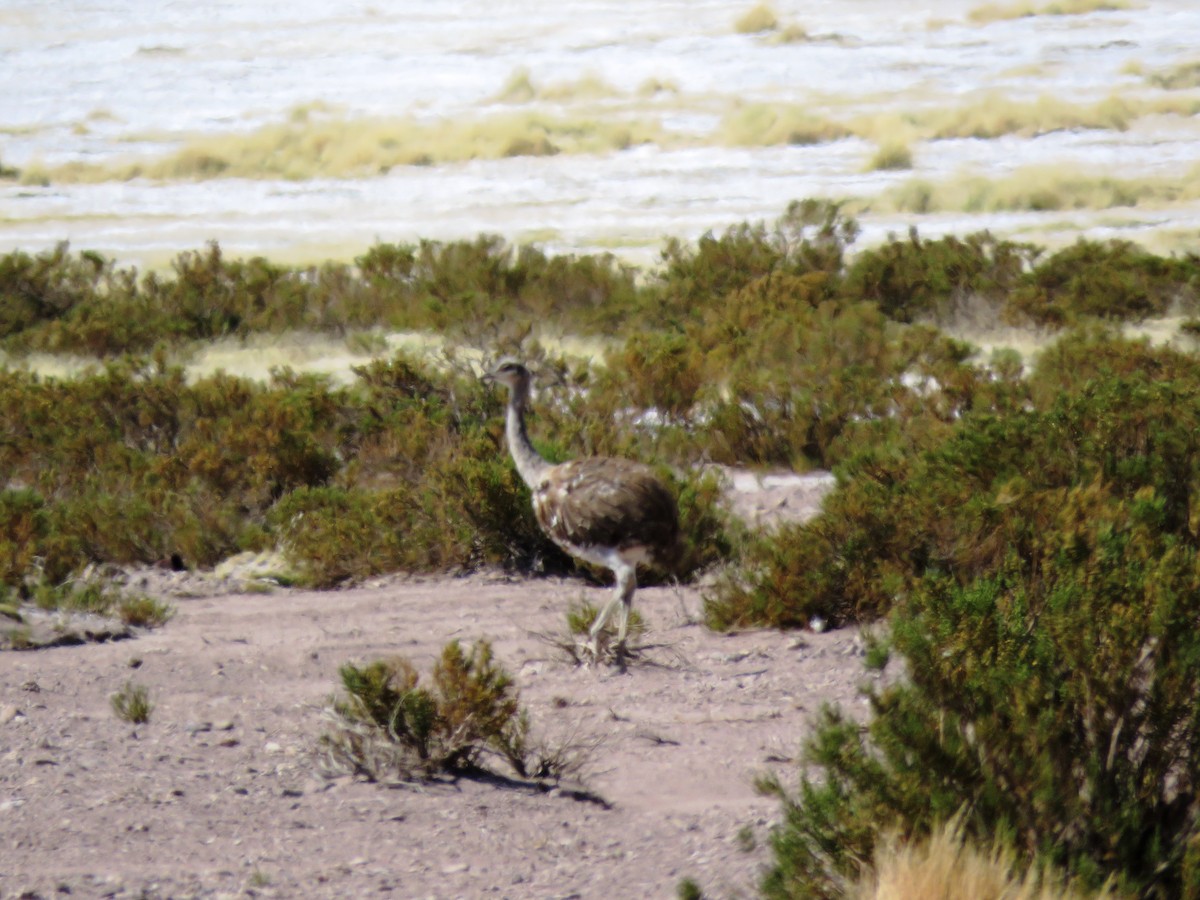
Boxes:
[0,473,873,900]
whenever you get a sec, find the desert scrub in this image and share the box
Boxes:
[865,139,914,171]
[0,345,746,590]
[116,595,175,628]
[713,333,1200,896]
[761,477,1200,897]
[6,213,1200,593]
[842,229,1036,323]
[3,206,1198,359]
[0,236,646,355]
[706,330,1200,630]
[110,681,153,724]
[0,357,349,581]
[1007,237,1200,326]
[23,577,174,629]
[322,640,580,782]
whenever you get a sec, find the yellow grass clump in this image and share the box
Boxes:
[20,85,1199,186]
[720,102,851,147]
[908,93,1133,139]
[866,139,914,171]
[492,67,622,105]
[882,163,1200,214]
[1146,59,1200,90]
[734,3,779,34]
[23,111,675,183]
[851,821,1121,900]
[843,91,1200,147]
[968,0,1138,23]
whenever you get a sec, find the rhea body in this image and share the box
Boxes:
[486,362,680,656]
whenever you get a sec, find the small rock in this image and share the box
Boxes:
[0,705,20,725]
[264,741,283,754]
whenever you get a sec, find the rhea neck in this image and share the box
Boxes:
[503,379,551,488]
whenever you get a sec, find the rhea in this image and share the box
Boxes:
[485,361,680,660]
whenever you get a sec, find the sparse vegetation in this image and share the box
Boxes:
[734,3,779,34]
[18,87,1200,189]
[866,139,914,171]
[883,164,1200,216]
[968,0,1137,23]
[1145,59,1200,90]
[321,639,589,783]
[565,600,647,641]
[110,681,153,724]
[18,576,175,630]
[117,595,175,628]
[727,331,1200,897]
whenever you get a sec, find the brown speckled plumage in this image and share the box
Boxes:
[532,457,679,565]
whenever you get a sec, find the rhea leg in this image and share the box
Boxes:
[587,562,637,660]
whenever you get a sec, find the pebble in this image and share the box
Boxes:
[0,704,20,724]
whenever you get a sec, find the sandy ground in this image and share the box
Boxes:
[0,472,878,900]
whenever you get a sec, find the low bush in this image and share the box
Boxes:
[321,639,582,782]
[1008,238,1200,326]
[706,331,1200,630]
[762,478,1200,897]
[843,229,1035,323]
[3,205,1197,360]
[737,332,1200,897]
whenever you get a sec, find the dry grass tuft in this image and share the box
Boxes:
[968,0,1137,23]
[866,140,914,171]
[882,163,1200,214]
[111,681,154,724]
[720,103,851,147]
[850,820,1120,900]
[25,111,674,182]
[734,3,779,34]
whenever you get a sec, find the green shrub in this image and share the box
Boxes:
[708,332,1200,629]
[0,242,109,339]
[322,640,545,781]
[1,212,1195,358]
[1009,238,1200,326]
[654,199,854,329]
[0,489,50,586]
[605,331,705,422]
[843,229,1035,323]
[762,479,1200,897]
[742,333,1200,896]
